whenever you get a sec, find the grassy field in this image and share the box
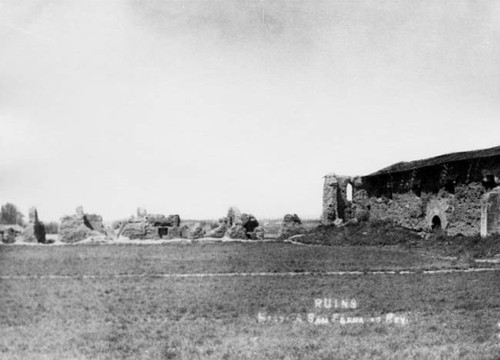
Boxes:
[1,242,499,359]
[0,242,485,276]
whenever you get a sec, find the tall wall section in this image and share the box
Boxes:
[323,153,500,236]
[481,187,500,237]
[351,183,486,236]
[322,174,337,224]
[322,174,359,225]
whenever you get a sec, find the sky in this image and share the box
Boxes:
[1,0,499,222]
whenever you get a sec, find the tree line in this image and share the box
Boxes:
[0,203,58,233]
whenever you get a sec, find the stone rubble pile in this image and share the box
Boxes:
[59,206,108,243]
[207,207,264,240]
[277,214,306,240]
[120,208,185,240]
[20,207,47,243]
[14,204,270,243]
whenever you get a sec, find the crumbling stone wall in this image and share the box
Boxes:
[1,226,21,244]
[351,184,485,236]
[120,209,183,240]
[85,214,105,233]
[206,207,264,240]
[21,207,47,243]
[446,183,485,236]
[322,174,357,224]
[481,187,500,237]
[206,217,229,238]
[322,174,338,224]
[277,214,305,240]
[355,191,428,231]
[323,150,500,236]
[59,206,106,243]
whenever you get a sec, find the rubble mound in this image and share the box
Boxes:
[277,214,306,240]
[226,212,263,239]
[190,224,207,239]
[208,207,264,240]
[248,226,265,240]
[226,223,247,239]
[120,209,185,240]
[59,206,106,243]
[227,206,242,226]
[241,213,259,233]
[21,207,48,244]
[84,214,105,233]
[1,225,23,244]
[120,219,147,239]
[206,217,229,238]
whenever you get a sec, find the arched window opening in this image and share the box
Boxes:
[412,179,422,197]
[346,183,353,202]
[482,175,496,190]
[386,181,393,199]
[444,180,455,194]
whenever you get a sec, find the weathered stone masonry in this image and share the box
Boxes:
[323,146,500,236]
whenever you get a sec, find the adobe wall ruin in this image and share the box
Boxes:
[205,207,264,240]
[323,148,500,237]
[119,208,182,240]
[59,206,108,243]
[481,187,500,237]
[21,207,47,243]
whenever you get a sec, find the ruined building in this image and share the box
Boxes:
[118,208,184,240]
[22,207,47,243]
[206,207,264,240]
[322,145,500,237]
[0,224,23,244]
[59,206,108,243]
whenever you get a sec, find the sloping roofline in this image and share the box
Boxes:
[366,145,500,177]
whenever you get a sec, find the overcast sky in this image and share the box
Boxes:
[1,0,499,221]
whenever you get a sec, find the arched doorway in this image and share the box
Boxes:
[158,227,169,238]
[431,216,442,231]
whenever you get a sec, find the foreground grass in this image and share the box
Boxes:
[1,272,499,359]
[1,243,499,359]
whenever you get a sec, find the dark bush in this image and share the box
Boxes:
[34,221,46,243]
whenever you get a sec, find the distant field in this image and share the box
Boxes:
[1,243,499,359]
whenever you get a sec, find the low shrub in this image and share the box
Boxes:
[297,220,421,247]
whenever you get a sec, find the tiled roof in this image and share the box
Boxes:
[366,145,500,177]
